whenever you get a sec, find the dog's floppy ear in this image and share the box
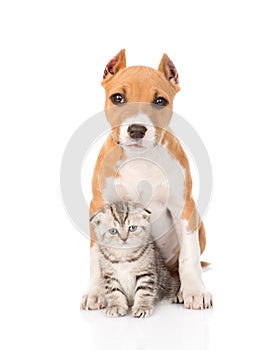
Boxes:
[102,49,126,85]
[158,54,180,91]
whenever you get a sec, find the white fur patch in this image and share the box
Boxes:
[114,262,137,305]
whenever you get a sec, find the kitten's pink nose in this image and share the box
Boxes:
[120,237,128,243]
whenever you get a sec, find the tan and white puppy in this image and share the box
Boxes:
[81,50,212,310]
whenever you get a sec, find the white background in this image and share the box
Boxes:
[1,0,273,349]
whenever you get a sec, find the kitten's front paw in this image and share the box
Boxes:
[132,306,153,318]
[106,305,127,317]
[80,293,106,310]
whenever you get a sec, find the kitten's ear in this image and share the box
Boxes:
[90,209,104,226]
[142,208,151,220]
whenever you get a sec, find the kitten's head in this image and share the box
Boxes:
[90,202,152,248]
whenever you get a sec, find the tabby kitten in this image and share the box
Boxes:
[91,201,180,318]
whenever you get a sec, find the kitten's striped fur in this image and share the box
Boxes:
[91,202,180,318]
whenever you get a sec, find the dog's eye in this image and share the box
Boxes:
[128,225,137,233]
[110,93,126,105]
[153,96,169,109]
[109,228,119,235]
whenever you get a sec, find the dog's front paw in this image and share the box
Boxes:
[80,292,106,310]
[132,306,153,318]
[177,288,213,310]
[105,305,128,317]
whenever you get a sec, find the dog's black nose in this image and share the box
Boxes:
[127,124,147,139]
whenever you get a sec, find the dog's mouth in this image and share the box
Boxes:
[121,143,146,151]
[114,137,147,150]
[125,143,145,149]
[120,140,157,150]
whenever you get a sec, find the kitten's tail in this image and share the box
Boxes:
[170,271,181,297]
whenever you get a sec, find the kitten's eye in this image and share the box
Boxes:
[152,96,169,109]
[109,228,119,235]
[110,93,126,105]
[128,225,137,232]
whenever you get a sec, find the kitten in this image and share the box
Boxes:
[90,201,180,318]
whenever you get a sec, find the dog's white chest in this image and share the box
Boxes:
[103,145,185,215]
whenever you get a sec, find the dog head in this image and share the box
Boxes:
[101,49,180,150]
